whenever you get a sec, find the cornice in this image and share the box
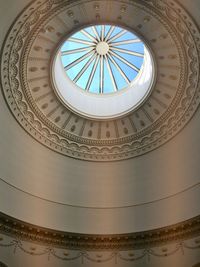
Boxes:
[0,212,200,250]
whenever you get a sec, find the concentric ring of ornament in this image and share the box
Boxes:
[1,0,200,161]
[60,24,145,94]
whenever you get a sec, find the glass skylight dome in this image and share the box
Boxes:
[60,25,145,94]
[52,24,155,120]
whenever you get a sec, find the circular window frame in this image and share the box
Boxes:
[51,23,157,120]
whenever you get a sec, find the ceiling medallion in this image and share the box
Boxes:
[1,0,200,161]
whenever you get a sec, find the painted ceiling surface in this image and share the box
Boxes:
[0,0,200,266]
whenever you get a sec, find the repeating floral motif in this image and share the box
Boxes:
[1,0,200,161]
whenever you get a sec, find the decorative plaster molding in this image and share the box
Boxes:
[0,212,200,250]
[1,0,200,161]
[0,238,200,264]
[0,212,200,264]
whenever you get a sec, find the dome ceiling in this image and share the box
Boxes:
[1,0,200,161]
[0,0,200,235]
[1,0,200,266]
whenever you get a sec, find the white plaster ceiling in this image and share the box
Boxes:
[0,0,200,236]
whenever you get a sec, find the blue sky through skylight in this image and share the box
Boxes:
[61,25,144,94]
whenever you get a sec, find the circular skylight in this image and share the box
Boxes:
[52,24,155,120]
[60,25,145,94]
